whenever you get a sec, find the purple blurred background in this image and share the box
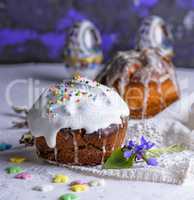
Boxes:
[0,0,194,67]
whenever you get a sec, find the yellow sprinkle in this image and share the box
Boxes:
[71,184,88,192]
[52,174,69,183]
[10,156,26,164]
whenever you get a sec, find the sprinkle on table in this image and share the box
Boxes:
[52,174,69,183]
[69,180,88,186]
[6,166,23,174]
[0,143,12,151]
[10,156,26,164]
[15,172,32,180]
[59,193,80,200]
[70,184,88,192]
[88,179,106,187]
[32,185,54,192]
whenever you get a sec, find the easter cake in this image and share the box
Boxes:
[27,75,129,165]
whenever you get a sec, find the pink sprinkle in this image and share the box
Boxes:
[15,172,32,180]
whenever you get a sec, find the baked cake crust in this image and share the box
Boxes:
[35,117,128,165]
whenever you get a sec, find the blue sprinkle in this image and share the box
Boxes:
[0,143,12,151]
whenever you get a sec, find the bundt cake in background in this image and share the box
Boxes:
[97,16,180,119]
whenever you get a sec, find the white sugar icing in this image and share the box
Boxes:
[27,76,129,148]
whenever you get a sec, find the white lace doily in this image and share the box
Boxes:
[42,120,194,185]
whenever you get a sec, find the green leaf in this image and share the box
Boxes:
[146,144,186,158]
[103,148,135,169]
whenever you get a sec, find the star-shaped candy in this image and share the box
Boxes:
[6,166,23,174]
[52,174,69,183]
[60,193,79,200]
[70,184,88,192]
[10,156,26,164]
[0,143,12,151]
[15,172,32,180]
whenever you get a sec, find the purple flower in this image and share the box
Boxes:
[123,136,157,166]
[123,150,133,159]
[136,152,144,160]
[146,158,158,166]
[140,136,155,150]
[128,140,135,149]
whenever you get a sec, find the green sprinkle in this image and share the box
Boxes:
[6,166,23,174]
[59,193,79,200]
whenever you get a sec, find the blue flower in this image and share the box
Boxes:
[146,158,158,166]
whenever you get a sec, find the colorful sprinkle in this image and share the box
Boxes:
[15,172,32,180]
[6,166,23,174]
[32,185,54,192]
[70,184,88,192]
[88,179,106,187]
[53,174,69,183]
[0,143,12,151]
[45,77,106,116]
[59,193,80,200]
[10,156,26,164]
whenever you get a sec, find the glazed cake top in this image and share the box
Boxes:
[96,48,176,97]
[27,75,129,148]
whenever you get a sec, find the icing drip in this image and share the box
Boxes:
[27,76,129,148]
[112,125,119,151]
[96,50,141,98]
[54,147,57,162]
[142,79,150,119]
[101,138,107,165]
[131,49,173,83]
[72,132,79,164]
[157,79,166,110]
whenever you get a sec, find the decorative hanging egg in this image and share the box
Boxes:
[136,16,174,57]
[64,20,103,69]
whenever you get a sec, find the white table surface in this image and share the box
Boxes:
[1,64,194,200]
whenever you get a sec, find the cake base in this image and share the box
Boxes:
[124,79,179,119]
[35,118,128,166]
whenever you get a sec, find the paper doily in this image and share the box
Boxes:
[42,120,194,185]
